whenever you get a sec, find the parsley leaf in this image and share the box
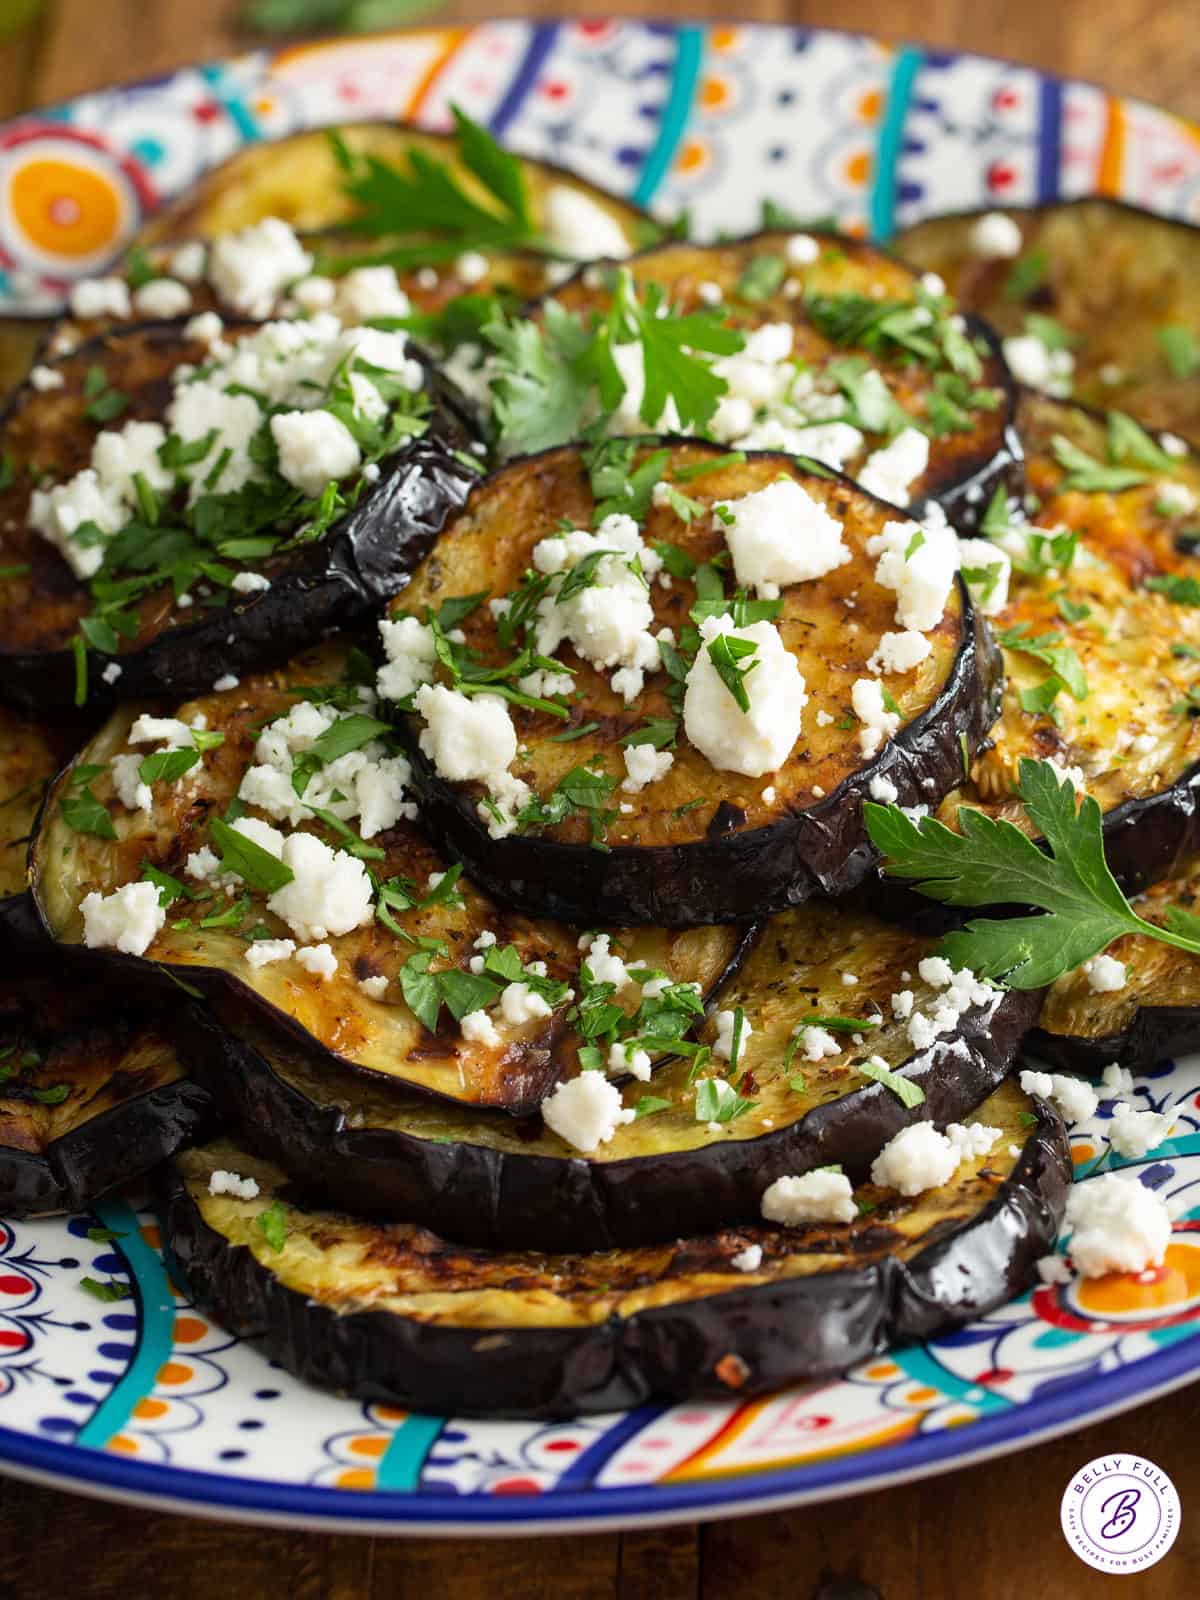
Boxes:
[1158,324,1200,380]
[256,1201,288,1252]
[1051,435,1147,494]
[858,1058,925,1108]
[865,756,1200,988]
[706,631,759,712]
[209,816,294,892]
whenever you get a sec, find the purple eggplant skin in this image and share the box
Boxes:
[158,1100,1069,1420]
[1,1076,216,1219]
[0,329,481,715]
[1026,1008,1200,1077]
[178,983,1043,1253]
[397,585,1003,929]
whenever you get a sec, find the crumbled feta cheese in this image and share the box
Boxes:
[967,212,1023,259]
[920,271,946,297]
[684,614,807,776]
[890,989,914,1020]
[133,277,192,319]
[697,280,723,306]
[1108,1103,1178,1160]
[414,685,517,786]
[541,1072,634,1152]
[185,846,221,881]
[208,1170,260,1200]
[730,1243,764,1272]
[171,242,207,282]
[868,628,933,675]
[231,571,272,594]
[945,1121,1001,1161]
[271,408,361,499]
[1082,954,1127,993]
[184,310,223,342]
[717,478,851,592]
[358,974,389,1000]
[606,1041,652,1081]
[376,614,438,702]
[499,982,554,1026]
[1162,433,1189,458]
[785,233,820,266]
[1065,1173,1173,1278]
[917,955,954,987]
[870,1123,959,1195]
[335,265,410,321]
[101,662,123,685]
[955,537,1011,616]
[69,275,132,319]
[207,217,313,317]
[1101,1062,1135,1098]
[1037,1253,1072,1285]
[761,1169,857,1224]
[1019,1068,1099,1125]
[542,186,631,260]
[128,714,193,749]
[265,832,374,943]
[580,932,632,990]
[110,754,152,813]
[867,510,958,632]
[1156,481,1197,516]
[458,1009,500,1046]
[167,380,262,497]
[1002,334,1074,398]
[622,743,674,793]
[81,881,165,956]
[244,938,296,969]
[295,942,337,981]
[799,1025,841,1062]
[713,1008,753,1061]
[851,677,900,757]
[292,275,337,312]
[858,428,930,507]
[29,469,125,578]
[29,364,64,391]
[531,514,662,692]
[868,774,898,804]
[213,674,240,692]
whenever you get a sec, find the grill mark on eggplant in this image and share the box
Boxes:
[161,1079,1069,1418]
[0,321,481,714]
[174,896,1042,1251]
[389,440,1003,927]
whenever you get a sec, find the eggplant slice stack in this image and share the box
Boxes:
[27,123,1200,1421]
[164,1078,1069,1418]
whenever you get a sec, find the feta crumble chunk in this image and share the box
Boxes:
[967,212,1023,259]
[541,1073,634,1153]
[683,615,807,777]
[81,882,165,957]
[717,478,850,592]
[1065,1173,1173,1278]
[870,1122,958,1196]
[761,1170,857,1225]
[208,1170,260,1200]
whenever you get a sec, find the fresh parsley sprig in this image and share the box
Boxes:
[865,756,1200,988]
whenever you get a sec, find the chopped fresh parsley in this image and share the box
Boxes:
[256,1201,288,1253]
[857,1058,925,1109]
[209,816,294,892]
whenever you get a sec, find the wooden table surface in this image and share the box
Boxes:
[1,1,1199,1595]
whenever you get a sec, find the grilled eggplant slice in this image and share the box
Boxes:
[135,120,647,257]
[387,440,1001,926]
[0,980,212,1216]
[549,230,1020,529]
[1035,858,1200,1071]
[897,200,1200,440]
[30,643,747,1114]
[163,1077,1069,1418]
[179,895,1041,1251]
[938,391,1200,893]
[0,705,88,949]
[0,320,478,713]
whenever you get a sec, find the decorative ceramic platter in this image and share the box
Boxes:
[2,18,1200,1534]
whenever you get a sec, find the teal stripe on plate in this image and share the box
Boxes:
[890,1342,1014,1414]
[869,47,925,242]
[76,1197,176,1451]
[376,1414,446,1491]
[632,26,704,208]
